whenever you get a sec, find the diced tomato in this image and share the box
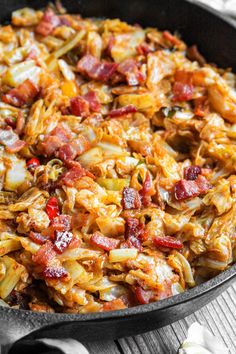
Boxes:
[184,165,201,181]
[29,231,47,245]
[102,298,126,312]
[154,236,183,249]
[2,80,39,107]
[46,197,60,220]
[122,187,141,210]
[26,158,40,173]
[135,287,152,304]
[90,232,120,251]
[108,105,137,118]
[32,241,56,266]
[172,71,194,102]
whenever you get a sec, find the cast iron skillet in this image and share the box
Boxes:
[0,0,236,350]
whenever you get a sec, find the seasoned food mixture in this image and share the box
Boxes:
[0,3,235,313]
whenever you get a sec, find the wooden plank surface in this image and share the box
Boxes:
[86,282,236,354]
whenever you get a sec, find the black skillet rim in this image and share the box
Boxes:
[0,0,236,322]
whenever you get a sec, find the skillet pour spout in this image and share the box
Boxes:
[0,0,236,347]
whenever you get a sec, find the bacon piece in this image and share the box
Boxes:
[0,127,25,153]
[137,42,153,55]
[90,232,120,251]
[6,140,26,153]
[172,71,194,102]
[36,8,61,36]
[32,241,57,266]
[43,266,68,279]
[122,187,141,210]
[29,231,47,245]
[83,91,101,112]
[2,80,39,107]
[194,96,209,117]
[154,236,183,249]
[108,105,137,118]
[117,59,145,86]
[46,197,60,221]
[59,165,86,187]
[51,125,72,142]
[174,175,212,200]
[53,230,73,253]
[184,165,202,181]
[135,287,152,304]
[77,54,117,82]
[163,31,182,47]
[40,136,63,157]
[15,111,25,135]
[139,171,155,207]
[50,214,72,232]
[70,96,90,117]
[57,135,91,161]
[64,160,95,179]
[102,298,126,312]
[187,45,206,66]
[124,217,147,251]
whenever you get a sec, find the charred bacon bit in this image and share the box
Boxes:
[124,217,147,251]
[2,80,39,107]
[53,230,73,253]
[7,290,29,310]
[29,231,47,245]
[117,58,145,86]
[39,125,72,157]
[70,96,90,117]
[50,214,72,232]
[32,241,57,266]
[184,165,202,181]
[36,8,61,36]
[135,287,152,304]
[0,127,26,153]
[172,70,194,102]
[90,232,120,251]
[187,45,206,66]
[122,187,142,210]
[163,30,182,47]
[194,96,209,117]
[77,54,118,82]
[83,91,101,112]
[108,105,137,118]
[102,298,127,312]
[174,175,212,200]
[139,171,154,207]
[43,265,68,279]
[46,197,60,220]
[154,235,183,249]
[26,157,40,173]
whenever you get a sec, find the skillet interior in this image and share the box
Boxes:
[0,0,235,343]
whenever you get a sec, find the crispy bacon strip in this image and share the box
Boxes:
[29,231,47,245]
[43,266,68,279]
[108,105,137,118]
[83,91,101,112]
[39,125,72,157]
[70,96,90,117]
[0,127,26,153]
[77,54,117,82]
[90,232,120,251]
[184,165,202,181]
[59,163,94,187]
[124,217,147,251]
[122,187,141,210]
[172,70,194,102]
[32,241,57,266]
[57,135,91,161]
[117,58,145,86]
[50,215,72,232]
[53,230,73,253]
[154,236,183,249]
[135,287,152,304]
[36,8,61,36]
[174,175,212,200]
[2,80,39,107]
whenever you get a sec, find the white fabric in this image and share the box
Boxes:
[178,322,229,354]
[37,338,89,354]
